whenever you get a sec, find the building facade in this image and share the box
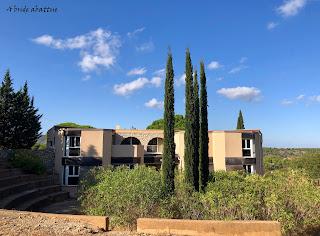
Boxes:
[47,126,263,190]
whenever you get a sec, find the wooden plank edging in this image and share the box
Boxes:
[137,218,281,236]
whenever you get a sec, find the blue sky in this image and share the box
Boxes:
[0,0,320,147]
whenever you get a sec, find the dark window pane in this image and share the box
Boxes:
[148,138,157,145]
[75,137,80,147]
[69,148,80,156]
[247,140,251,148]
[68,177,79,185]
[74,166,79,175]
[242,140,245,148]
[70,137,75,147]
[243,149,251,156]
[69,166,73,175]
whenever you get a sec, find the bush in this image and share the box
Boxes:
[79,165,163,229]
[79,167,320,235]
[9,150,46,175]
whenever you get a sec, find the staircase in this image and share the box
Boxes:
[0,158,69,212]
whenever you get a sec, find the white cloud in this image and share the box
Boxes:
[296,94,305,100]
[281,99,294,105]
[239,57,248,64]
[153,68,165,77]
[145,98,163,109]
[216,77,224,81]
[127,27,145,38]
[229,65,248,74]
[136,40,154,52]
[127,67,147,76]
[82,75,91,81]
[217,87,261,101]
[113,77,149,96]
[32,28,121,73]
[207,61,222,70]
[277,0,307,17]
[176,74,186,86]
[309,95,320,103]
[113,77,162,96]
[267,22,279,30]
[150,77,162,87]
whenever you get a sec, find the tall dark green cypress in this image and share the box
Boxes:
[199,62,209,191]
[236,110,245,129]
[162,50,175,195]
[0,70,15,149]
[184,49,195,188]
[193,70,199,191]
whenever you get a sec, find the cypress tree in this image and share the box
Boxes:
[0,70,15,149]
[162,50,175,195]
[0,71,42,149]
[184,48,195,188]
[199,61,209,191]
[193,70,200,191]
[236,110,245,129]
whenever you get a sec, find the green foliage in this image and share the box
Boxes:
[9,150,46,175]
[146,115,185,130]
[80,167,320,235]
[199,61,209,191]
[79,166,163,229]
[0,71,42,149]
[162,50,176,195]
[56,122,94,129]
[264,147,320,158]
[184,48,196,189]
[193,70,199,191]
[264,155,320,179]
[32,143,47,150]
[236,110,245,129]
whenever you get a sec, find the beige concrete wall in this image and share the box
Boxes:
[174,131,185,169]
[137,218,281,236]
[225,132,242,157]
[211,132,226,171]
[102,130,112,166]
[80,130,104,157]
[111,145,144,158]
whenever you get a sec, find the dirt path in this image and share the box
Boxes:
[0,210,155,236]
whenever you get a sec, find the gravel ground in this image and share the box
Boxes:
[0,210,160,236]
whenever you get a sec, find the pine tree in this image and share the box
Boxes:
[237,110,245,129]
[193,70,200,191]
[162,50,176,195]
[184,49,195,188]
[199,61,209,191]
[0,70,15,149]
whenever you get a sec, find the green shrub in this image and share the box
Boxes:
[9,150,46,175]
[79,165,163,229]
[79,167,320,235]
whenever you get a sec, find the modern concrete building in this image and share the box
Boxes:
[47,126,263,190]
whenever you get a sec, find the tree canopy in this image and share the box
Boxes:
[146,115,185,130]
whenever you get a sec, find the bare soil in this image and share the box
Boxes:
[0,210,157,236]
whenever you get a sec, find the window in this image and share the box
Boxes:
[147,138,163,153]
[120,137,141,145]
[64,136,80,157]
[242,139,252,157]
[63,165,80,185]
[243,164,255,174]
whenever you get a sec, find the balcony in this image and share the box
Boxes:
[112,145,145,158]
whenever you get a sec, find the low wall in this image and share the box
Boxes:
[137,218,281,236]
[0,149,54,173]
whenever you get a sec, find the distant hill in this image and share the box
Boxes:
[263,147,320,158]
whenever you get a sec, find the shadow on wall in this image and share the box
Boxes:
[81,145,99,157]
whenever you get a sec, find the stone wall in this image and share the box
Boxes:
[0,149,55,173]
